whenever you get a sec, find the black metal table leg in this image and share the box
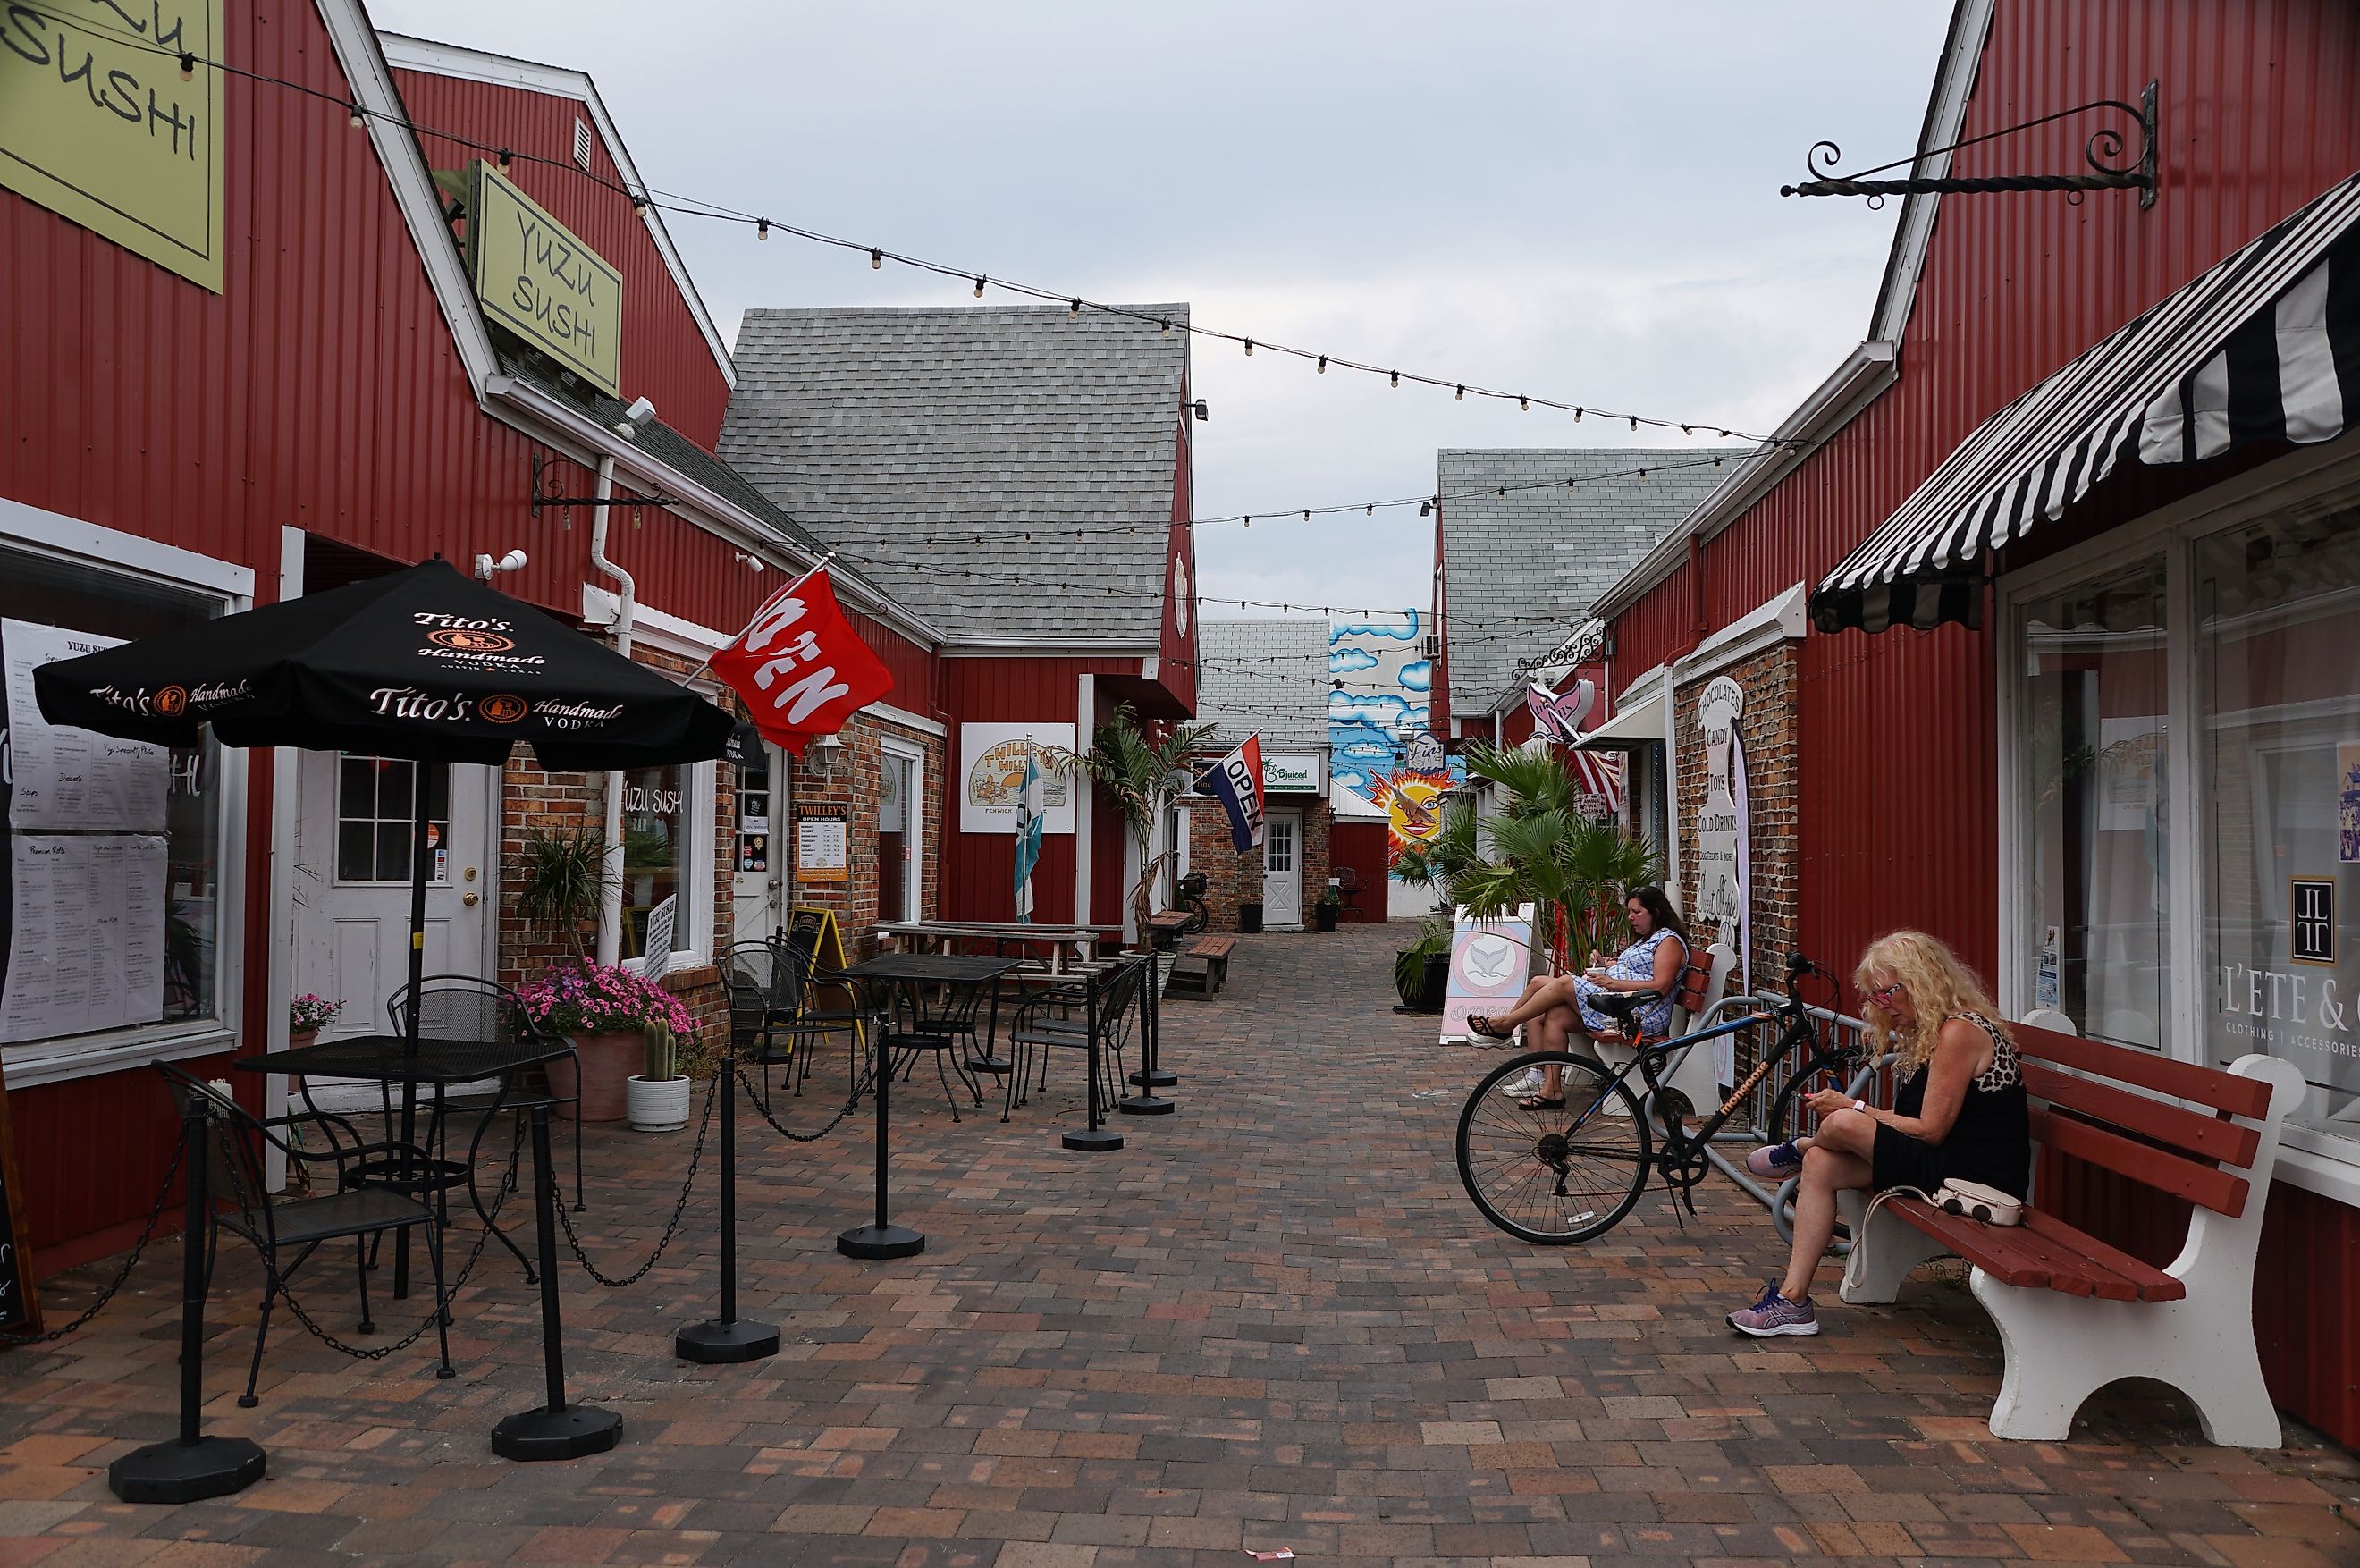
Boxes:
[491,1105,620,1460]
[1064,978,1124,1152]
[839,989,923,1259]
[678,1055,779,1362]
[110,1108,266,1504]
[1131,948,1177,1089]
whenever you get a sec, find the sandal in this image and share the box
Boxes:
[1467,1015,1515,1041]
[1516,1094,1567,1111]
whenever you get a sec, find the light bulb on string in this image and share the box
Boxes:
[757,218,770,240]
[1574,408,1584,423]
[1519,395,1529,411]
[1243,338,1252,357]
[1159,318,1171,333]
[974,276,986,297]
[179,52,196,80]
[1629,416,1639,431]
[870,249,882,270]
[349,103,366,127]
[1389,370,1399,388]
[1317,356,1327,374]
[496,148,512,169]
[1069,298,1082,318]
[1455,385,1464,401]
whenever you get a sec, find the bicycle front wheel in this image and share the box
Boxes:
[1457,1051,1652,1245]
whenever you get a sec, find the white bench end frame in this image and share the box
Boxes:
[1838,1050,2307,1446]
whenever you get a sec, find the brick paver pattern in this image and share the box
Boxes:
[3,923,2354,1566]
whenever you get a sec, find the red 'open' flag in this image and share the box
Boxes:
[710,569,893,755]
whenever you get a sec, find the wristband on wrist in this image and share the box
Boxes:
[1852,1099,1868,1115]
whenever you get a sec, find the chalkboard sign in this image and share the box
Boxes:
[0,1053,42,1337]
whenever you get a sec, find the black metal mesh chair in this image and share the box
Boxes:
[722,941,803,1107]
[779,930,871,1096]
[383,976,582,1212]
[159,1064,451,1409]
[877,977,989,1121]
[1006,957,1146,1120]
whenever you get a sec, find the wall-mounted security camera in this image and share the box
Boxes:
[474,548,527,580]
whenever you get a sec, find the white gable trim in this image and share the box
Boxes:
[376,31,737,389]
[1869,0,1996,344]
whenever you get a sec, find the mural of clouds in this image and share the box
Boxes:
[1328,648,1380,674]
[1328,610,1432,796]
[1328,611,1423,644]
[1398,659,1433,692]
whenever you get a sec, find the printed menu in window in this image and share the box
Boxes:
[796,805,849,885]
[1,834,167,1044]
[3,619,168,832]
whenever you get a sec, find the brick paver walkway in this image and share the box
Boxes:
[4,923,2355,1566]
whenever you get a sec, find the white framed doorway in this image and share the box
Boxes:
[291,752,495,1041]
[878,738,924,924]
[1263,808,1303,929]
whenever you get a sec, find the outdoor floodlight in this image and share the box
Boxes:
[474,548,527,580]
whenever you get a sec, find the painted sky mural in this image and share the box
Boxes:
[1327,611,1429,801]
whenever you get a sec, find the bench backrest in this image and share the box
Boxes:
[1664,940,1734,1038]
[2014,1024,2288,1218]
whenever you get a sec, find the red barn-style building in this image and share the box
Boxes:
[1581,0,2360,1444]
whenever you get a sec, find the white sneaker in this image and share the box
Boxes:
[1496,1068,1543,1100]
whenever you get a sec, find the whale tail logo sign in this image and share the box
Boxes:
[1525,679,1594,745]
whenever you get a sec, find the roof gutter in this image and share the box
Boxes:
[485,373,946,647]
[1586,339,1898,625]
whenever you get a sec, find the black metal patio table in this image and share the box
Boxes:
[238,1033,619,1461]
[833,954,1020,1260]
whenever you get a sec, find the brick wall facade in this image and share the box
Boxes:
[780,712,946,959]
[1672,642,1800,1004]
[1185,795,1331,932]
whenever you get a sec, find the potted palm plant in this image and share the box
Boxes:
[1080,706,1218,943]
[1392,915,1453,1012]
[1448,744,1663,973]
[1313,883,1344,932]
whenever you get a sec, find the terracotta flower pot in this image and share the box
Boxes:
[547,1030,640,1123]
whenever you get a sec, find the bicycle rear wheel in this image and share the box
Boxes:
[1766,1050,1865,1147]
[1457,1052,1652,1245]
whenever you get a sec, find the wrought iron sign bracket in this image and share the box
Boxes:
[529,454,678,518]
[1783,80,2156,209]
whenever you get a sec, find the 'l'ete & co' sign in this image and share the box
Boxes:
[468,161,625,397]
[0,1,226,292]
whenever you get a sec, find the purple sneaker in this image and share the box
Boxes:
[1746,1140,1803,1179]
[1727,1284,1818,1337]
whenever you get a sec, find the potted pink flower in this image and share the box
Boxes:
[517,962,698,1125]
[288,994,344,1050]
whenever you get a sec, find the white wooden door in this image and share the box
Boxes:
[1263,810,1302,928]
[293,753,491,1041]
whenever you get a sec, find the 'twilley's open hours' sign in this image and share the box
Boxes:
[468,161,624,397]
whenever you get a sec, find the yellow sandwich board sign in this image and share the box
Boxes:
[0,1,226,292]
[468,161,624,396]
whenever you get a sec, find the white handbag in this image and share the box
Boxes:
[1929,1178,2024,1226]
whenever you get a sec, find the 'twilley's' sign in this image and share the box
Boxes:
[468,161,624,396]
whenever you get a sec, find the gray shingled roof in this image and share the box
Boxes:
[1193,620,1330,748]
[1439,448,1733,711]
[720,305,1191,644]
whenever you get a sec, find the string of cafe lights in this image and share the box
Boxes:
[38,6,1794,456]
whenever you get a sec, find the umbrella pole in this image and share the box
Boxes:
[392,771,432,1299]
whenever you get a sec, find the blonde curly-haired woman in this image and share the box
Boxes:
[1726,931,2029,1337]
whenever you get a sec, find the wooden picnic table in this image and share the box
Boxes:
[873,920,1123,974]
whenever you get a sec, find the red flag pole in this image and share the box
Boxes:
[680,551,836,687]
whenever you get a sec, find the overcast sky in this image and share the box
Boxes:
[375,1,1952,620]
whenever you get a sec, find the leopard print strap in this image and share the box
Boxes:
[1948,1011,2019,1092]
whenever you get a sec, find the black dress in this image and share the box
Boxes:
[1870,1012,2032,1199]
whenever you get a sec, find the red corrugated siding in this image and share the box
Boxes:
[938,657,1139,925]
[1602,0,2360,1444]
[389,70,732,451]
[0,2,941,1267]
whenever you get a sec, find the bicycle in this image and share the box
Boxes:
[1455,950,1858,1245]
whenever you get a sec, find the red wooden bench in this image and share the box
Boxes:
[1839,1022,2305,1446]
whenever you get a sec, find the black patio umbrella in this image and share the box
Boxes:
[34,556,735,1050]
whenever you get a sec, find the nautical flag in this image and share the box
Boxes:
[710,568,894,755]
[1197,735,1267,853]
[1012,747,1045,922]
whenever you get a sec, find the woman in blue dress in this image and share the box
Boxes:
[1468,886,1690,1109]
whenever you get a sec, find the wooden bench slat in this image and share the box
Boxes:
[2015,1024,2272,1119]
[2021,1063,2263,1168]
[2019,1207,2186,1302]
[2029,1105,2251,1218]
[1187,937,1237,958]
[1884,1197,2057,1290]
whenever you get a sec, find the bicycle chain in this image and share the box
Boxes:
[553,1072,719,1288]
[0,1132,187,1346]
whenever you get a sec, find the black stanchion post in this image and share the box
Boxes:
[491,1105,620,1460]
[678,1055,779,1362]
[110,1107,266,1504]
[1064,968,1124,1152]
[1118,955,1174,1116]
[839,993,923,1259]
[1129,943,1177,1090]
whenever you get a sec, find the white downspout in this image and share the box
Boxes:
[589,456,632,965]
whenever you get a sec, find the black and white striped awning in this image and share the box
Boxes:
[1812,168,2360,635]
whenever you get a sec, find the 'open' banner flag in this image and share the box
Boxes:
[1198,735,1266,853]
[710,569,893,755]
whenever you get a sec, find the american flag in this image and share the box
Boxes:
[1569,746,1624,814]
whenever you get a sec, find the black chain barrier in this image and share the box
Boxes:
[733,1065,867,1145]
[0,1132,188,1347]
[552,1071,721,1288]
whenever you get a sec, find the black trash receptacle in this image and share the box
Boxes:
[1238,901,1263,934]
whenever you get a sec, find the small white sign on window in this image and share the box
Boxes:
[642,894,676,982]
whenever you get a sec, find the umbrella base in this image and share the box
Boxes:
[1128,1068,1178,1088]
[837,1223,925,1260]
[675,1319,780,1363]
[109,1437,266,1504]
[1062,1127,1125,1151]
[491,1404,621,1462]
[1117,1093,1175,1116]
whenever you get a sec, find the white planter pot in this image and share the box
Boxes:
[627,1074,692,1133]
